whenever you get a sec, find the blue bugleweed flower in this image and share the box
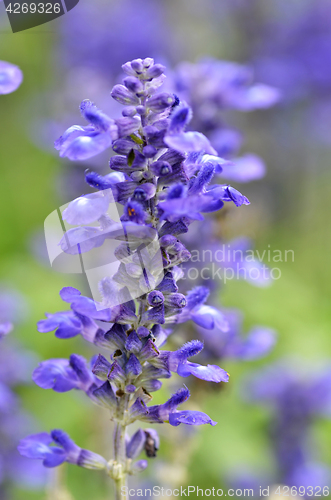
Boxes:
[20,59,257,493]
[0,61,23,95]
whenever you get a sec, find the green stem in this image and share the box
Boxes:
[113,391,130,500]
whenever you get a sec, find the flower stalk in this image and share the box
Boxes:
[17,58,254,495]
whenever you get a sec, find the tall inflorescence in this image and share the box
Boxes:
[19,59,254,499]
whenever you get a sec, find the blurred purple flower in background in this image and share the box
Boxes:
[0,61,23,95]
[237,361,331,491]
[171,58,280,166]
[58,0,176,82]
[0,289,46,496]
[249,0,331,102]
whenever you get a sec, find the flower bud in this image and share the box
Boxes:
[136,326,150,339]
[125,354,142,377]
[109,155,128,171]
[111,84,139,105]
[92,354,112,381]
[146,93,175,112]
[143,145,157,158]
[133,183,156,201]
[122,106,137,117]
[145,64,165,80]
[125,331,143,353]
[131,59,144,73]
[131,459,148,474]
[164,293,187,309]
[125,384,136,393]
[147,291,164,307]
[143,57,154,69]
[116,116,140,138]
[159,234,177,250]
[92,381,117,410]
[150,160,172,177]
[142,379,162,393]
[136,105,146,115]
[112,139,138,155]
[124,76,144,95]
[107,360,126,384]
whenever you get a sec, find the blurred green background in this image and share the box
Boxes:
[1,1,331,498]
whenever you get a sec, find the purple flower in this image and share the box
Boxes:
[164,104,218,155]
[158,192,223,222]
[207,185,250,207]
[166,340,230,383]
[218,155,266,183]
[0,61,23,94]
[18,432,67,468]
[85,171,126,190]
[54,124,114,161]
[224,327,277,360]
[33,355,98,394]
[32,359,80,393]
[55,101,118,161]
[18,430,107,470]
[173,58,280,114]
[174,287,229,332]
[24,58,275,487]
[165,131,217,155]
[197,310,276,361]
[62,191,110,225]
[37,311,82,339]
[60,287,119,321]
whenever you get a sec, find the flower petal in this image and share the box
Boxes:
[169,410,217,426]
[177,361,229,383]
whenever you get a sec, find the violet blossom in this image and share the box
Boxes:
[19,59,260,499]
